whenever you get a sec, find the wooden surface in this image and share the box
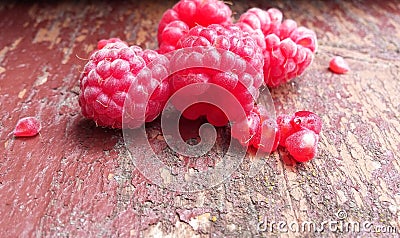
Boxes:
[1,0,400,237]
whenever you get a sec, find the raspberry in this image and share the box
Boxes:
[264,25,316,87]
[237,8,317,87]
[231,105,279,153]
[79,39,170,128]
[285,129,319,162]
[158,0,232,53]
[14,117,41,137]
[167,25,264,126]
[329,56,350,74]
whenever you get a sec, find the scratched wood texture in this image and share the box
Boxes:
[0,0,399,237]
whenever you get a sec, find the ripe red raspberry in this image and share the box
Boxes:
[158,0,232,53]
[285,129,319,162]
[167,24,264,126]
[79,39,170,128]
[263,34,313,87]
[237,8,317,87]
[14,117,41,137]
[329,56,350,74]
[231,105,280,153]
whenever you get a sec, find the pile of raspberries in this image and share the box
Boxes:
[78,0,322,163]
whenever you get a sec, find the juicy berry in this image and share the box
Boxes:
[14,117,41,137]
[158,0,232,53]
[79,39,170,128]
[231,105,279,153]
[168,24,264,126]
[285,129,319,162]
[263,30,315,87]
[329,56,350,74]
[237,8,318,87]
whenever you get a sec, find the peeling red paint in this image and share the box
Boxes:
[177,208,211,223]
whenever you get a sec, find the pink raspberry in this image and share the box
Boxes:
[237,8,317,87]
[263,29,315,87]
[167,24,264,126]
[79,39,170,128]
[14,117,41,137]
[158,0,232,53]
[231,105,279,153]
[277,111,322,162]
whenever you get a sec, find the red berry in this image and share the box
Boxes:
[14,117,41,137]
[329,56,349,74]
[158,0,232,52]
[237,8,318,87]
[79,39,170,128]
[285,129,319,162]
[166,25,264,126]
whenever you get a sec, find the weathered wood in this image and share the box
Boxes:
[0,1,399,237]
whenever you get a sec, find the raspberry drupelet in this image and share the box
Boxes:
[329,56,350,74]
[14,117,41,137]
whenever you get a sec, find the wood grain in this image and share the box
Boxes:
[0,0,399,237]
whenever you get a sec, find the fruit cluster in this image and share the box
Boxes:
[78,0,322,163]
